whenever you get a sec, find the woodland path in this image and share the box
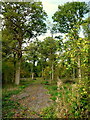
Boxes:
[10,82,53,118]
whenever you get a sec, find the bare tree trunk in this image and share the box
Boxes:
[49,70,52,84]
[32,72,34,80]
[42,68,43,77]
[31,60,35,80]
[14,35,22,85]
[73,67,75,80]
[78,56,81,82]
[51,63,54,80]
[15,60,21,85]
[13,52,16,83]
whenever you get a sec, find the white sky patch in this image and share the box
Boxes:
[41,1,58,21]
[37,30,51,41]
[79,32,84,38]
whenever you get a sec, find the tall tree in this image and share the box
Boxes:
[2,1,47,85]
[24,41,39,80]
[52,1,89,81]
[52,1,89,33]
[82,17,90,80]
[41,37,58,82]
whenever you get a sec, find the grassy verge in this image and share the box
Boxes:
[39,82,57,119]
[45,84,58,101]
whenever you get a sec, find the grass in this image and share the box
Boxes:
[40,105,56,119]
[45,84,58,101]
[39,82,58,118]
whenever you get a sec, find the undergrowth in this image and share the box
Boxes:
[40,105,56,119]
[2,78,89,119]
[43,78,89,119]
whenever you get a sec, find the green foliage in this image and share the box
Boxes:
[2,61,14,83]
[45,84,58,102]
[51,96,57,101]
[2,1,47,84]
[82,17,90,38]
[41,106,56,119]
[2,2,47,39]
[52,1,89,33]
[53,81,89,118]
[41,81,49,85]
[2,88,20,118]
[20,61,32,78]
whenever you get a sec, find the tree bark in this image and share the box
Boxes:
[78,55,81,82]
[42,68,43,77]
[15,39,22,85]
[15,59,21,85]
[51,63,54,80]
[32,59,35,80]
[32,72,34,80]
[72,67,75,80]
[13,52,16,83]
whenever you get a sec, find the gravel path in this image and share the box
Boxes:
[11,84,53,118]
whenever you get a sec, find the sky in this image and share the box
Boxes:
[41,0,90,21]
[37,0,90,41]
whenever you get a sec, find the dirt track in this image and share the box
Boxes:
[11,83,53,118]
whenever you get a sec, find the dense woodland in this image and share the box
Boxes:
[1,1,90,119]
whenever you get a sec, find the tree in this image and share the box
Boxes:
[82,17,90,108]
[2,1,47,85]
[52,1,89,33]
[82,17,90,80]
[52,3,89,117]
[40,37,58,82]
[24,41,39,80]
[52,1,89,81]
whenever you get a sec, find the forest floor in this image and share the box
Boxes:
[2,78,89,119]
[5,80,53,118]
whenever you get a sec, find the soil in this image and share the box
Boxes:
[10,83,53,118]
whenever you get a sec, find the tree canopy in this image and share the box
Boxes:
[2,1,47,85]
[52,1,89,33]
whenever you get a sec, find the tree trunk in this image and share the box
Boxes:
[88,37,90,81]
[78,56,81,82]
[51,63,54,80]
[15,39,22,85]
[32,72,34,80]
[13,52,16,83]
[42,67,43,77]
[31,60,35,80]
[15,60,21,85]
[72,67,75,80]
